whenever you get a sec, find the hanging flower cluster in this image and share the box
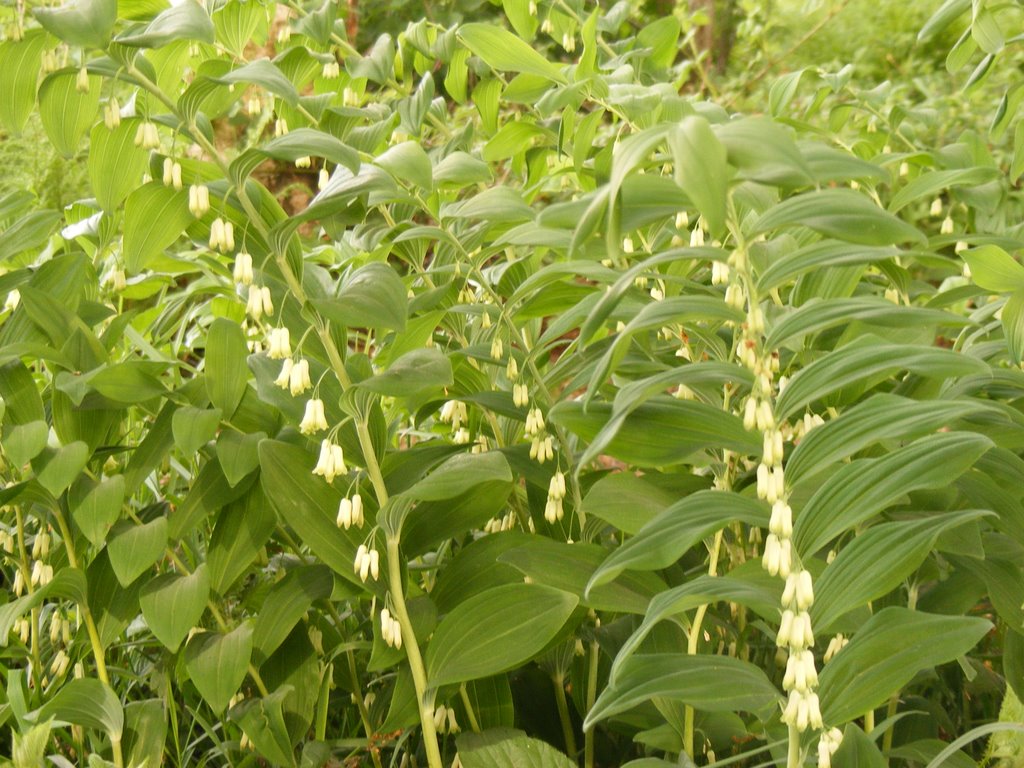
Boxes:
[726,246,829,743]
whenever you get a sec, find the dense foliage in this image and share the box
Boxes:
[0,0,1023,767]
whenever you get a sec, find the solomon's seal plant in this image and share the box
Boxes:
[0,0,1022,766]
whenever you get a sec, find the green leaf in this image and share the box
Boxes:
[812,511,990,632]
[231,688,298,768]
[832,724,886,768]
[765,298,966,350]
[609,572,780,681]
[434,151,492,187]
[406,451,512,501]
[214,0,266,57]
[462,677,515,730]
[919,0,970,41]
[498,539,667,614]
[31,679,123,739]
[586,654,779,728]
[794,431,993,555]
[106,517,168,587]
[123,700,168,768]
[376,141,433,190]
[458,23,567,84]
[587,491,768,589]
[360,348,453,396]
[205,319,249,417]
[38,70,101,158]
[889,167,1000,213]
[1002,290,1024,364]
[33,0,116,48]
[116,2,215,48]
[257,128,360,173]
[88,120,150,212]
[4,421,49,466]
[311,262,407,331]
[216,429,265,488]
[971,4,1003,54]
[0,569,87,645]
[211,58,299,107]
[0,32,48,134]
[252,565,333,664]
[786,394,993,485]
[755,189,924,245]
[551,399,760,469]
[168,459,252,540]
[139,565,211,652]
[71,475,125,547]
[426,583,578,686]
[172,406,222,456]
[258,440,377,590]
[961,244,1024,293]
[637,16,681,68]
[35,441,89,497]
[668,116,727,234]
[774,341,988,421]
[207,486,276,594]
[582,473,710,535]
[123,182,193,274]
[184,623,254,712]
[456,729,575,768]
[716,116,813,187]
[818,608,990,724]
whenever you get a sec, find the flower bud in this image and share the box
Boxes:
[299,398,328,434]
[289,359,311,395]
[234,252,254,285]
[274,358,294,389]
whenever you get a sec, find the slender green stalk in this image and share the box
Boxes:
[387,536,443,768]
[346,651,385,768]
[787,724,801,768]
[552,674,578,760]
[51,506,111,687]
[459,683,482,734]
[584,640,599,768]
[683,529,725,758]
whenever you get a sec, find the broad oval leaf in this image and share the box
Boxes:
[184,622,254,712]
[794,432,993,555]
[961,244,1024,293]
[258,439,380,592]
[205,319,249,418]
[818,608,990,724]
[786,394,995,485]
[456,730,575,768]
[116,2,215,48]
[38,70,101,158]
[587,491,769,589]
[106,517,168,587]
[32,678,123,739]
[123,182,193,274]
[0,31,48,134]
[426,583,578,687]
[459,23,567,84]
[406,451,512,501]
[312,262,408,331]
[753,189,924,245]
[774,341,989,422]
[89,120,150,212]
[812,511,990,632]
[33,0,116,49]
[139,564,211,652]
[585,654,780,728]
[551,398,759,468]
